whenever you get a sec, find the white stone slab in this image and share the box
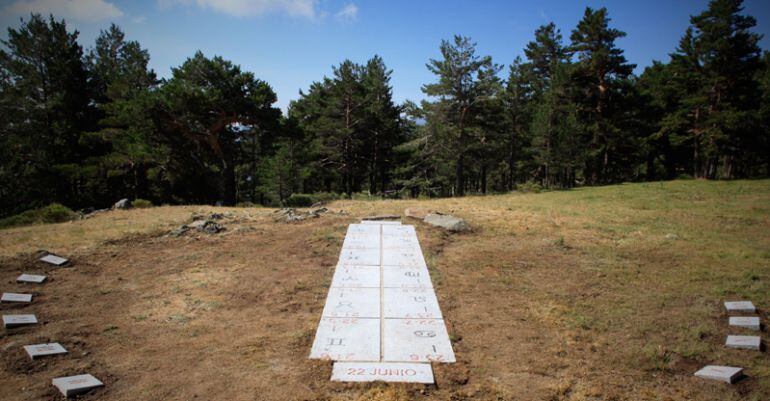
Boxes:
[724,301,756,313]
[347,224,381,235]
[331,266,380,288]
[1,293,32,303]
[384,288,442,319]
[52,374,104,397]
[3,314,38,328]
[383,318,455,363]
[361,220,401,225]
[322,288,380,318]
[382,250,427,268]
[40,254,68,266]
[342,234,380,250]
[338,248,380,267]
[24,343,68,359]
[383,267,432,288]
[729,316,760,331]
[332,362,434,383]
[309,317,380,361]
[382,236,420,249]
[694,365,743,383]
[16,274,46,283]
[382,225,416,237]
[725,335,761,350]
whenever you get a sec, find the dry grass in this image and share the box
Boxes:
[1,179,768,400]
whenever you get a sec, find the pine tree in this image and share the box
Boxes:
[570,7,636,184]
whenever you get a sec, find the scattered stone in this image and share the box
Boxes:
[82,208,109,219]
[362,214,401,221]
[209,213,224,220]
[273,207,328,223]
[724,301,756,313]
[112,198,132,210]
[423,213,470,232]
[16,274,46,284]
[52,374,104,397]
[40,254,68,266]
[694,365,743,383]
[187,219,207,229]
[404,208,432,220]
[1,293,32,303]
[168,218,226,236]
[24,343,68,359]
[199,220,225,234]
[664,233,680,240]
[3,314,38,328]
[725,335,761,350]
[729,316,760,331]
[167,225,189,237]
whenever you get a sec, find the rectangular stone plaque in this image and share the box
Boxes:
[724,301,756,313]
[1,293,32,303]
[52,374,103,397]
[694,365,743,383]
[384,288,442,319]
[383,267,432,288]
[382,250,427,268]
[332,362,434,383]
[382,225,416,237]
[382,236,420,249]
[725,335,761,350]
[24,343,68,359]
[383,318,455,363]
[729,316,760,331]
[331,266,380,288]
[342,235,379,250]
[322,288,380,318]
[3,314,38,328]
[347,224,381,235]
[16,274,46,283]
[40,254,68,266]
[309,317,380,361]
[338,248,380,267]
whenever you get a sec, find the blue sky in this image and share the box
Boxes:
[1,0,769,111]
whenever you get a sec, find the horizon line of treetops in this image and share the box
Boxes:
[1,0,768,217]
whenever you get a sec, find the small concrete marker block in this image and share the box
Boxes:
[694,365,743,383]
[52,374,104,397]
[383,318,455,363]
[1,292,33,303]
[383,267,432,288]
[384,288,442,318]
[725,335,761,350]
[3,314,38,328]
[40,254,68,266]
[332,362,434,383]
[729,316,761,331]
[331,266,380,288]
[16,274,46,283]
[338,248,380,267]
[24,343,68,359]
[724,301,756,313]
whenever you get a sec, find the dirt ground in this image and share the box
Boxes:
[1,180,768,400]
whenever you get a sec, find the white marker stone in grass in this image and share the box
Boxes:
[694,365,743,383]
[23,343,68,359]
[724,301,756,313]
[16,274,46,283]
[52,374,103,397]
[40,254,68,266]
[1,293,32,303]
[725,335,761,351]
[3,314,38,328]
[729,316,760,331]
[332,361,434,383]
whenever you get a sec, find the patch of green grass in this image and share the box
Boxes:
[0,203,78,229]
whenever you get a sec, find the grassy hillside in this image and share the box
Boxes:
[1,179,768,400]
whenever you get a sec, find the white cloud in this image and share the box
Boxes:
[335,3,357,21]
[160,0,319,19]
[3,0,124,22]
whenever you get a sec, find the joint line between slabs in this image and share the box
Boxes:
[379,224,384,362]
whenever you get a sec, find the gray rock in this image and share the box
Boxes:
[664,233,680,240]
[423,213,470,232]
[112,198,132,210]
[167,226,189,237]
